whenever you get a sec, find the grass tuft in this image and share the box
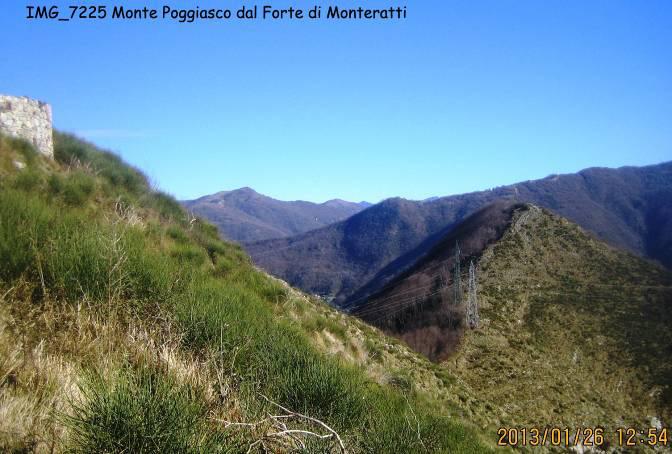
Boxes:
[66,365,228,453]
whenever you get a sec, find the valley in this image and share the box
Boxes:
[189,162,672,449]
[245,162,672,307]
[4,1,671,451]
[2,128,671,453]
[0,132,493,452]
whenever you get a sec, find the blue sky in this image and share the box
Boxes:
[2,1,671,203]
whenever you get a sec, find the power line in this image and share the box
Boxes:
[352,281,672,326]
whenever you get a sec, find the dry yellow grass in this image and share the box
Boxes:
[269,277,506,442]
[0,282,240,452]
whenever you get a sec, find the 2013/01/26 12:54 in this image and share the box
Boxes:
[497,427,669,448]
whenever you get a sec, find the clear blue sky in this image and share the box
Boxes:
[2,1,670,203]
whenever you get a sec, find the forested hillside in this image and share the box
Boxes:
[247,162,672,305]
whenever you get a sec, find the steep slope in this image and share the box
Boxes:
[247,162,672,304]
[183,188,366,242]
[0,132,490,453]
[245,197,478,301]
[355,203,672,438]
[448,204,672,431]
[352,201,521,360]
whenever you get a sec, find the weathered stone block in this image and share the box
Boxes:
[0,95,54,158]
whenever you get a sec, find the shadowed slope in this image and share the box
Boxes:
[449,204,672,429]
[353,203,672,436]
[247,162,672,305]
[351,201,520,361]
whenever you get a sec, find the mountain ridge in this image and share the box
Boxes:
[353,202,672,430]
[182,187,368,243]
[246,161,672,305]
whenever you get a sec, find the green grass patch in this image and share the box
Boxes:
[66,364,229,453]
[54,132,147,196]
[301,314,348,340]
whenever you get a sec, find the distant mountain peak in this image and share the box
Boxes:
[217,187,261,198]
[235,186,258,194]
[182,189,368,243]
[322,198,361,208]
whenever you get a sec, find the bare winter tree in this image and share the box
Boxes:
[466,260,479,329]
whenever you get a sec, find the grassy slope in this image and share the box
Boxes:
[0,133,490,453]
[446,205,672,438]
